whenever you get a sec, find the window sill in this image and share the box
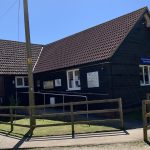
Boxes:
[16,86,28,88]
[66,88,81,91]
[140,84,150,86]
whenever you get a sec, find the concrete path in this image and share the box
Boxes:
[0,128,149,149]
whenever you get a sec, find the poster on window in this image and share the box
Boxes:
[43,80,54,89]
[87,71,99,88]
[55,79,61,87]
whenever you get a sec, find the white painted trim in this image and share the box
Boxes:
[15,76,28,88]
[66,69,81,91]
[139,65,150,86]
[33,47,43,72]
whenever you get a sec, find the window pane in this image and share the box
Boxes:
[17,78,23,86]
[24,77,28,86]
[140,67,144,84]
[144,66,149,84]
[68,72,73,88]
[74,70,80,88]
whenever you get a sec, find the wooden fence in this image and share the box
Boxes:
[0,98,124,138]
[142,100,150,141]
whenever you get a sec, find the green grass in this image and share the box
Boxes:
[0,119,118,138]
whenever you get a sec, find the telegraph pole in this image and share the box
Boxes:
[23,0,35,128]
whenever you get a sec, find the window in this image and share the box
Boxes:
[67,69,80,90]
[55,79,61,87]
[140,65,150,86]
[43,80,54,89]
[15,76,28,88]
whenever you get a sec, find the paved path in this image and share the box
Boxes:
[0,128,149,149]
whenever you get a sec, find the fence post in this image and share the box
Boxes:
[70,103,75,138]
[10,107,13,131]
[142,100,148,142]
[119,98,124,130]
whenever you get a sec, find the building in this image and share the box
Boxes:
[33,7,150,108]
[0,7,150,108]
[0,40,42,105]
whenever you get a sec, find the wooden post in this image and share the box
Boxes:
[23,0,36,127]
[10,108,13,131]
[142,100,148,141]
[70,103,75,138]
[119,98,124,130]
[29,106,34,135]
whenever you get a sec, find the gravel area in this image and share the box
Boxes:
[31,141,150,150]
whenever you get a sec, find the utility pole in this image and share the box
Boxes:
[23,0,35,128]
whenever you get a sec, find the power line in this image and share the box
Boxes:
[18,0,21,42]
[0,0,18,21]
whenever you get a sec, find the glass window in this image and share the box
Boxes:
[16,78,23,86]
[67,69,81,90]
[15,76,28,88]
[68,71,74,89]
[144,66,149,84]
[140,67,144,85]
[140,65,150,86]
[75,70,80,88]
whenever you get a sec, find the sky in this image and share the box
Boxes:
[0,0,149,45]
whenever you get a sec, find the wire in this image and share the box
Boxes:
[17,0,21,42]
[0,0,18,21]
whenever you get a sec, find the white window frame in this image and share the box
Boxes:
[15,76,28,88]
[67,69,81,90]
[139,65,150,86]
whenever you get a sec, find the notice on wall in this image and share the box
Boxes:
[43,80,54,89]
[87,71,99,88]
[55,79,61,87]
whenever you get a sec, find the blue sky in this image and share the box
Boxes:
[0,0,149,44]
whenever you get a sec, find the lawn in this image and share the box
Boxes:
[0,119,118,137]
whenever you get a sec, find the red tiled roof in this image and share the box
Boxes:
[0,40,42,75]
[34,7,148,73]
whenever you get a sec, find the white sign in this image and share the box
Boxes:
[55,79,61,87]
[43,80,54,89]
[50,97,55,105]
[87,71,99,88]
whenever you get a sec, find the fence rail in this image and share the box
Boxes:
[0,98,124,138]
[142,100,150,141]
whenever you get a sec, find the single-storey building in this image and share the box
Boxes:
[33,7,150,108]
[0,40,42,105]
[0,7,150,108]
